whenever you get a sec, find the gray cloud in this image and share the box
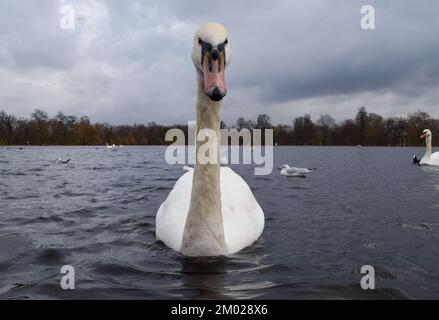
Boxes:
[0,0,438,125]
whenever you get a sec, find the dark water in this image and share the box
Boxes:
[0,146,438,300]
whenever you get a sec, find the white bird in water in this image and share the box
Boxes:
[415,129,439,166]
[106,143,119,152]
[279,164,316,177]
[156,23,264,257]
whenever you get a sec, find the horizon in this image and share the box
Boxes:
[1,106,438,128]
[1,107,438,147]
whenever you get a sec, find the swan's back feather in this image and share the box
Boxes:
[156,167,264,255]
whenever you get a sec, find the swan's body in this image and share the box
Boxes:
[280,164,315,177]
[156,23,265,257]
[156,167,264,255]
[419,129,439,166]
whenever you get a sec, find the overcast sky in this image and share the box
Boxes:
[1,0,438,125]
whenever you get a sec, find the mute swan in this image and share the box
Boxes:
[156,23,265,257]
[419,129,439,166]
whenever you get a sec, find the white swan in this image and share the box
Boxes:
[106,143,119,152]
[156,23,265,257]
[420,129,439,166]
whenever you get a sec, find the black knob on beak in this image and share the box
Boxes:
[210,48,220,60]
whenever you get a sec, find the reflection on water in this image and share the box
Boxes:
[0,146,439,299]
[180,257,227,300]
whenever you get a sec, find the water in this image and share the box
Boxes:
[0,146,438,300]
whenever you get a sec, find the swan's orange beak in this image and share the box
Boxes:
[203,49,227,102]
[420,134,426,139]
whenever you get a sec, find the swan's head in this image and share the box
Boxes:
[421,129,432,139]
[192,22,231,102]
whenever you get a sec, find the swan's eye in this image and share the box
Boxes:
[224,39,228,45]
[198,38,202,45]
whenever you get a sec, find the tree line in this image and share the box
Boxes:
[0,107,437,146]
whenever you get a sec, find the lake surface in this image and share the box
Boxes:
[0,146,439,300]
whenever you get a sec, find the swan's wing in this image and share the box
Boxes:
[220,168,265,254]
[156,171,193,252]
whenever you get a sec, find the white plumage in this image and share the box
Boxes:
[420,129,439,166]
[280,164,315,177]
[155,23,265,257]
[156,167,265,255]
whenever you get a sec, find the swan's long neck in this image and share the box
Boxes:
[425,136,432,158]
[181,71,226,256]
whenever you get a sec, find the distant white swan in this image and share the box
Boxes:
[419,129,439,166]
[279,164,316,177]
[106,143,119,152]
[156,23,264,257]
